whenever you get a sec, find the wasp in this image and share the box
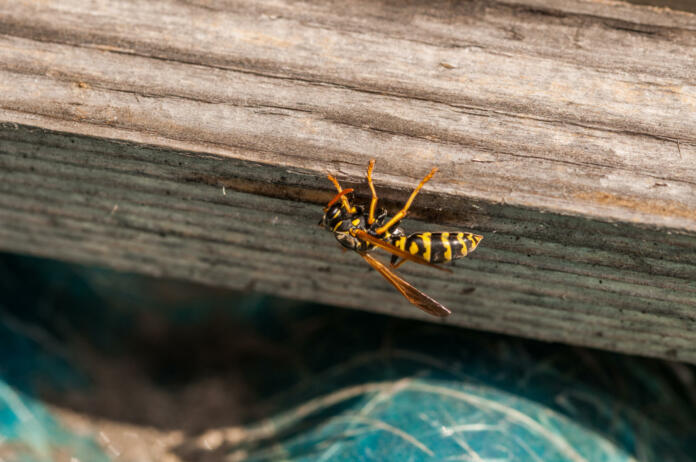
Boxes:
[319,160,483,317]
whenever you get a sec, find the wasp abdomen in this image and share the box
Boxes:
[391,232,482,264]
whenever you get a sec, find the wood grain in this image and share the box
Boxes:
[1,0,695,362]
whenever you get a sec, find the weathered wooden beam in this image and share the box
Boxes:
[1,0,695,362]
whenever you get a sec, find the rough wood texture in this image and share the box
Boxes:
[1,0,695,362]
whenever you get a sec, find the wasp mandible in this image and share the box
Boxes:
[319,160,483,317]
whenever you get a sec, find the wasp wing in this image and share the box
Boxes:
[351,229,451,273]
[360,252,451,317]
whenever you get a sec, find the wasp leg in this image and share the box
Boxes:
[390,257,407,269]
[375,167,437,235]
[366,159,378,225]
[327,174,343,194]
[327,174,356,213]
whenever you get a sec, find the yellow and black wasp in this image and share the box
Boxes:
[319,160,483,317]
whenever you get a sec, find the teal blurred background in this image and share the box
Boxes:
[0,252,694,461]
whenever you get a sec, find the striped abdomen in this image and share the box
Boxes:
[391,232,482,264]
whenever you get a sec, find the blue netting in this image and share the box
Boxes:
[0,253,694,461]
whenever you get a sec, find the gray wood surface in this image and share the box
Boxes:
[1,0,695,362]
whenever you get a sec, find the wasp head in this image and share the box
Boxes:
[318,203,344,229]
[319,187,360,228]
